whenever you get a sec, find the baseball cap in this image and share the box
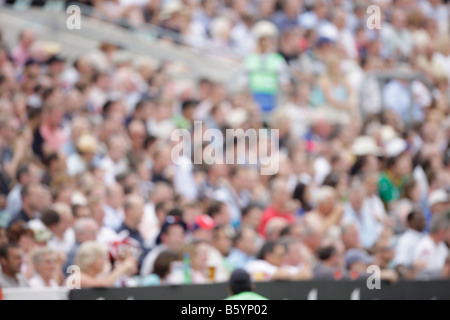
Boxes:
[193,214,216,231]
[345,249,374,269]
[156,215,187,245]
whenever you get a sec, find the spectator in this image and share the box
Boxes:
[341,223,362,251]
[64,218,99,273]
[313,244,346,280]
[28,247,59,288]
[207,200,232,227]
[140,249,181,286]
[11,29,35,68]
[259,178,296,238]
[8,183,43,227]
[227,226,258,270]
[0,243,28,288]
[413,215,450,276]
[394,210,426,279]
[225,268,268,300]
[75,241,137,288]
[41,205,75,255]
[141,214,186,277]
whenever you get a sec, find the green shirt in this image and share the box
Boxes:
[225,292,269,300]
[378,171,407,205]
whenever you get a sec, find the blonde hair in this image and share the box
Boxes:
[75,241,107,272]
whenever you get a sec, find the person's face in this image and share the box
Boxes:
[35,253,57,280]
[76,206,92,220]
[237,229,256,256]
[350,190,365,212]
[378,241,395,263]
[394,153,412,176]
[286,242,303,266]
[266,244,286,267]
[216,204,231,226]
[163,225,186,249]
[342,226,360,249]
[192,243,209,271]
[26,185,42,212]
[364,174,379,196]
[319,196,334,216]
[1,247,23,275]
[214,230,232,257]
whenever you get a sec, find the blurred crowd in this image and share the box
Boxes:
[0,0,450,290]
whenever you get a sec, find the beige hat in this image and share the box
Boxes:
[352,136,382,156]
[226,108,249,128]
[428,189,448,207]
[380,125,398,143]
[252,20,278,40]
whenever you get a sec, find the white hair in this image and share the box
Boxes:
[313,186,335,205]
[75,241,107,272]
[32,247,56,266]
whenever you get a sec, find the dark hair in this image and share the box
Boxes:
[316,245,336,261]
[15,163,30,182]
[7,221,34,243]
[241,203,262,218]
[153,250,180,280]
[292,183,312,212]
[207,201,225,218]
[323,172,340,188]
[0,243,21,261]
[40,208,61,227]
[229,269,252,295]
[181,100,198,112]
[256,240,278,260]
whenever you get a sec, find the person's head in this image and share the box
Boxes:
[179,240,210,272]
[280,237,303,267]
[156,215,187,249]
[153,250,181,281]
[341,224,360,250]
[124,194,144,229]
[40,207,63,235]
[128,120,146,151]
[256,240,285,267]
[207,201,231,227]
[345,248,374,273]
[228,268,253,295]
[75,241,108,276]
[362,171,379,196]
[192,214,216,244]
[428,189,449,215]
[213,225,233,257]
[387,151,412,177]
[314,186,336,216]
[72,204,92,220]
[348,182,366,213]
[316,244,341,268]
[0,243,23,277]
[293,183,312,212]
[181,100,198,122]
[107,134,128,163]
[233,226,258,256]
[265,217,289,241]
[429,215,450,242]
[269,178,291,211]
[106,183,125,209]
[19,29,35,49]
[73,218,98,244]
[302,223,324,252]
[32,247,58,282]
[15,162,41,185]
[406,210,426,232]
[241,204,263,230]
[21,182,43,215]
[372,237,395,268]
[401,180,421,203]
[7,221,35,252]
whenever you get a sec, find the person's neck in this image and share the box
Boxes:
[124,220,138,232]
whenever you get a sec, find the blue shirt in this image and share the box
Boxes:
[227,248,254,270]
[342,202,381,249]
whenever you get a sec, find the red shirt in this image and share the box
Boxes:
[258,206,296,238]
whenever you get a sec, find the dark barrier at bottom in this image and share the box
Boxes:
[69,280,450,300]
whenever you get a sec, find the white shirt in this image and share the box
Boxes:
[413,235,449,272]
[97,226,119,246]
[246,260,278,281]
[394,229,424,267]
[47,228,76,255]
[141,244,167,277]
[99,156,128,186]
[28,274,59,288]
